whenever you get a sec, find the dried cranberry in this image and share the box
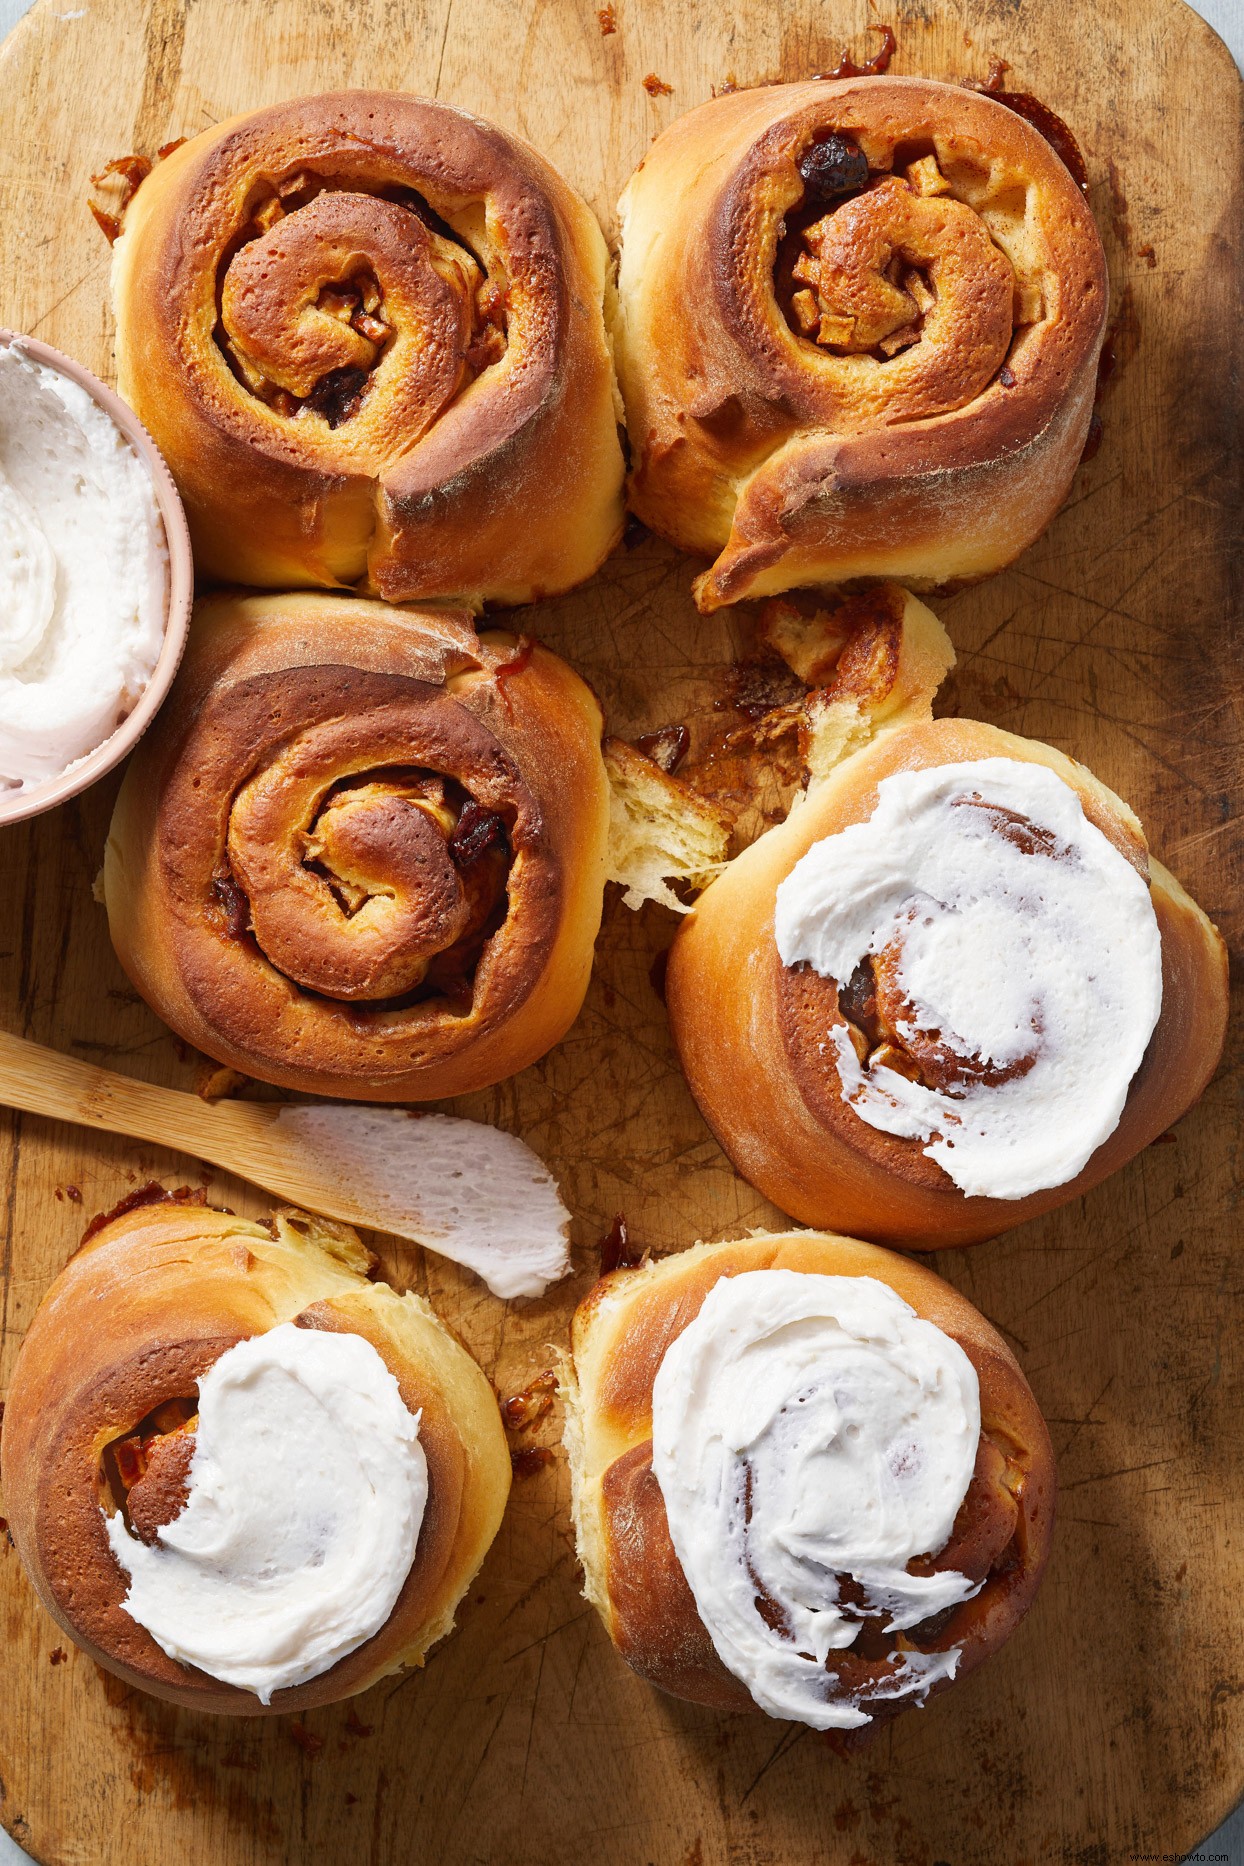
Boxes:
[307,365,369,427]
[448,801,508,868]
[211,866,250,940]
[798,133,869,201]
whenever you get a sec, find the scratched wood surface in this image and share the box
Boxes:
[0,1,1240,1862]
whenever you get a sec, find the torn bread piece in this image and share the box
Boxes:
[788,587,956,792]
[606,587,955,910]
[604,738,732,912]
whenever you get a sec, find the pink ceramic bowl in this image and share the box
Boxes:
[0,329,194,828]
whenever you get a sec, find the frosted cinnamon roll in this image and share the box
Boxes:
[565,1232,1054,1733]
[614,77,1107,610]
[104,591,610,1100]
[666,713,1227,1244]
[110,92,624,603]
[0,1195,510,1712]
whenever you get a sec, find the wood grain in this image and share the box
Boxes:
[0,1,1240,1862]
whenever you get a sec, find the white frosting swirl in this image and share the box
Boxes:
[105,1323,427,1702]
[774,757,1163,1199]
[0,345,167,790]
[651,1270,981,1730]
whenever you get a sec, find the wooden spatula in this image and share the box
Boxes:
[0,1028,571,1298]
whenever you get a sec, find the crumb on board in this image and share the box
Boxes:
[597,5,616,33]
[643,72,673,96]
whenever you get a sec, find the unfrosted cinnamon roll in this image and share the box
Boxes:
[565,1232,1054,1735]
[0,1195,510,1713]
[110,92,624,604]
[666,696,1228,1244]
[614,77,1107,610]
[104,591,610,1099]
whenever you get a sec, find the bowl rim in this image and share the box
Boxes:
[0,328,194,827]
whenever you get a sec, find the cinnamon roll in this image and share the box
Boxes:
[666,707,1228,1245]
[565,1232,1054,1733]
[614,77,1107,610]
[104,591,610,1099]
[0,1195,510,1712]
[111,92,624,603]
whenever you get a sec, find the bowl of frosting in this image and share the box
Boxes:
[0,330,192,824]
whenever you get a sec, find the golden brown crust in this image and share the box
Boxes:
[113,91,624,604]
[104,591,611,1100]
[613,77,1108,609]
[0,1203,511,1714]
[565,1233,1055,1723]
[665,716,1229,1245]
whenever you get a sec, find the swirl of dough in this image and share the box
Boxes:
[652,1270,982,1729]
[787,175,1014,404]
[218,190,475,435]
[111,91,624,604]
[104,591,611,1101]
[225,743,486,1003]
[614,77,1108,610]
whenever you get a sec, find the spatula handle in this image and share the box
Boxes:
[0,1026,234,1161]
[0,1029,376,1232]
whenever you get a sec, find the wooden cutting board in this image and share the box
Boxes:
[0,1,1240,1861]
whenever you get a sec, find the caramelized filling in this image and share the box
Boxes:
[81,1182,211,1246]
[633,725,690,775]
[778,162,998,362]
[814,22,897,82]
[599,1213,646,1275]
[87,154,152,244]
[500,1370,558,1432]
[510,1446,555,1479]
[672,587,904,850]
[786,186,938,359]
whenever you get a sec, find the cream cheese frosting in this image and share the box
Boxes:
[651,1270,981,1729]
[0,344,167,790]
[270,1106,573,1299]
[105,1323,427,1702]
[774,757,1164,1200]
